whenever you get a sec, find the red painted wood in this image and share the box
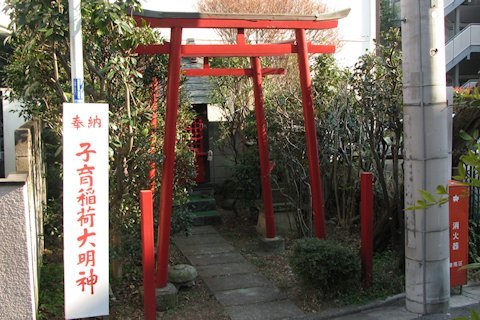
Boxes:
[237,28,246,44]
[135,43,336,57]
[186,117,207,183]
[251,57,276,239]
[135,16,338,30]
[183,68,285,77]
[149,78,158,192]
[156,27,183,288]
[360,172,374,288]
[296,28,326,239]
[140,190,156,320]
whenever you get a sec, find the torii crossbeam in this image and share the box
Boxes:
[133,8,350,289]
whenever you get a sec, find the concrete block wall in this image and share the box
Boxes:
[208,121,235,185]
[0,120,45,319]
[0,175,36,319]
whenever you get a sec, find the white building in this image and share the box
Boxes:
[326,0,377,68]
[444,0,480,86]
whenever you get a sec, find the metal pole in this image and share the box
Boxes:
[250,56,276,239]
[360,172,373,288]
[140,190,156,320]
[156,27,183,288]
[295,28,326,239]
[401,0,450,314]
[68,0,84,103]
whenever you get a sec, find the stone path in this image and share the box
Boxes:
[173,225,305,320]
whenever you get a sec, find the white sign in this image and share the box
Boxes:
[63,103,109,319]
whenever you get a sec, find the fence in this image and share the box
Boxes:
[467,165,480,220]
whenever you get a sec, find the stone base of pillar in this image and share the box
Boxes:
[155,282,178,311]
[258,236,285,253]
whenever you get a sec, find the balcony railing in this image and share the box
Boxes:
[444,0,465,15]
[446,23,480,71]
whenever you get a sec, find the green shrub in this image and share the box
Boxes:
[289,238,360,294]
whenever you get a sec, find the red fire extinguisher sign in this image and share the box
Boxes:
[449,180,469,288]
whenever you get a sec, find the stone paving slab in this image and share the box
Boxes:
[178,242,235,256]
[187,251,246,266]
[188,225,218,235]
[197,262,257,278]
[173,233,225,246]
[174,226,306,320]
[225,299,305,320]
[203,273,272,292]
[215,286,287,307]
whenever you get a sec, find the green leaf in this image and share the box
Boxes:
[44,28,53,37]
[436,185,448,195]
[416,200,427,208]
[461,156,480,167]
[459,130,474,142]
[458,164,467,179]
[419,189,436,203]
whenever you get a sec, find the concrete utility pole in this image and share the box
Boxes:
[401,0,451,314]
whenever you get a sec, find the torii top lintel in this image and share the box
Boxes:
[133,9,350,57]
[133,9,350,30]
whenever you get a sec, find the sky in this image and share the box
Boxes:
[140,0,339,12]
[140,0,216,42]
[141,0,200,12]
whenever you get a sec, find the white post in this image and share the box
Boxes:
[402,0,451,314]
[68,0,84,103]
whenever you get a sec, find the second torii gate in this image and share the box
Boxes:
[134,9,350,289]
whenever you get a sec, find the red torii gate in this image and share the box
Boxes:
[134,9,349,289]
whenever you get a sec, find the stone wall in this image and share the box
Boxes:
[0,120,45,319]
[15,120,46,263]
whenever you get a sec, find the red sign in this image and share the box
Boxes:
[449,180,469,288]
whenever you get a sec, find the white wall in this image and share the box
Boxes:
[325,0,377,68]
[2,90,25,177]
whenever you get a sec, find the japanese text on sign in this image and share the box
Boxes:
[63,103,109,319]
[448,181,469,288]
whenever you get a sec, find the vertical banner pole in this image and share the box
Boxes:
[140,190,156,320]
[68,0,84,103]
[250,56,276,239]
[360,172,374,288]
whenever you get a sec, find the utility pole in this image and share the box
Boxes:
[68,0,84,103]
[401,0,450,314]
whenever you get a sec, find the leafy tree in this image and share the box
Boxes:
[350,29,403,250]
[380,0,400,37]
[312,54,359,228]
[198,0,337,44]
[4,0,195,271]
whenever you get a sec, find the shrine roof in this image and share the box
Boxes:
[132,9,350,29]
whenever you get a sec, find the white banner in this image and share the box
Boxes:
[63,103,109,319]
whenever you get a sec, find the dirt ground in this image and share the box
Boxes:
[39,207,403,319]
